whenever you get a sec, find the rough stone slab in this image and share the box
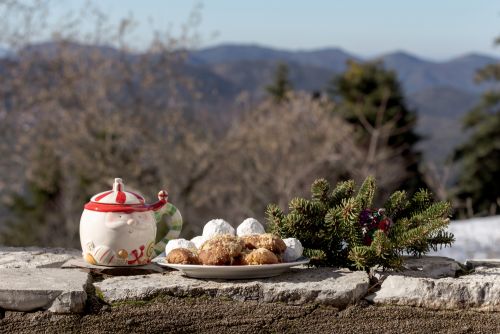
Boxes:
[400,256,463,278]
[465,259,500,270]
[0,247,80,269]
[373,256,462,281]
[62,258,167,276]
[367,267,500,311]
[94,267,369,308]
[0,268,90,313]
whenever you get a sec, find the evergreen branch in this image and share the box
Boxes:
[370,230,391,257]
[311,178,330,204]
[330,180,355,205]
[348,246,372,270]
[265,176,455,270]
[265,203,284,235]
[356,175,376,209]
[339,198,363,248]
[409,189,432,213]
[384,190,409,219]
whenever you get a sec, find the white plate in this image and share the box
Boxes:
[155,257,310,279]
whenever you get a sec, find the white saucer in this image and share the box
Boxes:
[155,257,310,279]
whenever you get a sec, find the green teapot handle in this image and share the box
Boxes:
[153,202,183,256]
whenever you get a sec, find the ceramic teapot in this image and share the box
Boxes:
[79,178,182,266]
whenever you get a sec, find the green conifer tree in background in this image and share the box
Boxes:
[266,62,293,104]
[454,38,500,216]
[266,176,453,270]
[327,61,427,194]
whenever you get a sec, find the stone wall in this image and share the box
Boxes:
[0,247,499,316]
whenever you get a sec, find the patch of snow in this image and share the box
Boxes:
[433,215,500,262]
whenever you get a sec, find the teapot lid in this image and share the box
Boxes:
[84,178,168,213]
[90,178,145,205]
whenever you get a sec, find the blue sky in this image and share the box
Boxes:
[51,0,499,60]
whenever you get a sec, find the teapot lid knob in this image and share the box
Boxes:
[113,178,124,192]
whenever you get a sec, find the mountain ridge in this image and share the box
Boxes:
[193,43,499,64]
[191,43,498,94]
[2,41,496,165]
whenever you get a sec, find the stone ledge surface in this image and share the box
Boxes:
[373,256,462,281]
[367,267,500,311]
[0,247,80,269]
[399,256,463,278]
[2,247,500,314]
[465,259,500,270]
[94,267,370,308]
[0,268,90,313]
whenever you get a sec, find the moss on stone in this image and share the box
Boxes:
[94,287,106,302]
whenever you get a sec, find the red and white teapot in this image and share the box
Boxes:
[79,178,182,266]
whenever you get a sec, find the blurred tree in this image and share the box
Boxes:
[1,143,63,246]
[327,61,427,196]
[0,1,212,246]
[196,92,357,225]
[453,38,500,216]
[266,62,293,104]
[190,92,405,232]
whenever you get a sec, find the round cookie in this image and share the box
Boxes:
[283,238,304,262]
[200,234,244,258]
[198,249,231,265]
[241,233,287,254]
[190,235,208,250]
[165,238,196,256]
[236,218,265,236]
[166,248,199,265]
[241,248,279,265]
[202,219,235,238]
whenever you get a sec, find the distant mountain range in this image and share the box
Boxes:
[190,44,497,94]
[1,42,497,165]
[187,44,497,164]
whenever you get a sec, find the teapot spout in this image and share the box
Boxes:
[148,190,168,211]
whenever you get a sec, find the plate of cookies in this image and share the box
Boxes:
[155,218,309,279]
